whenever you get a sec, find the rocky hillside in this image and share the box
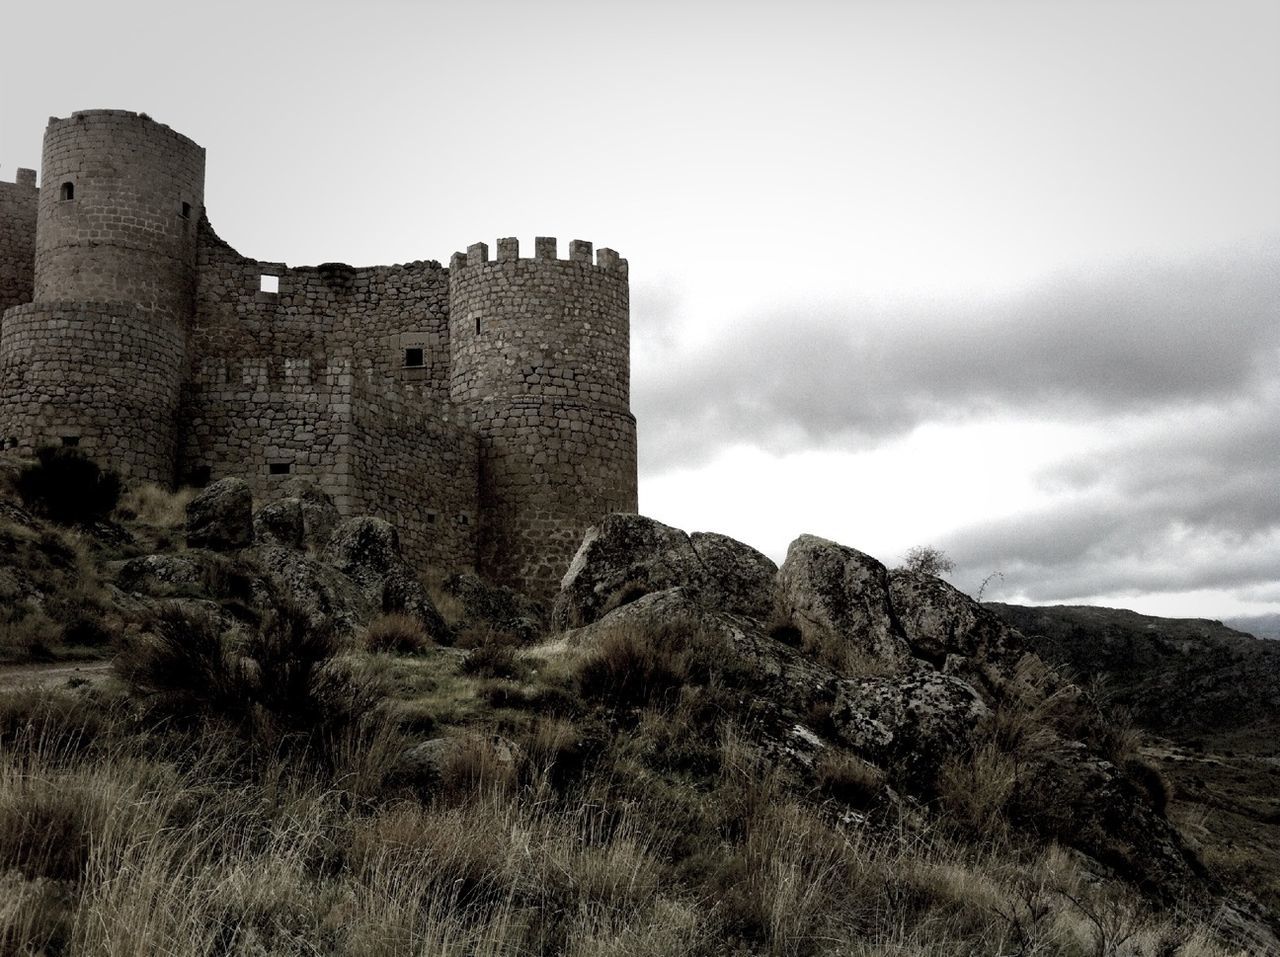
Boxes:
[987,603,1280,743]
[1,453,1277,954]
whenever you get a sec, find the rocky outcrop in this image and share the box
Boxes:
[322,517,449,642]
[279,478,339,549]
[185,478,253,551]
[250,544,371,636]
[890,570,1021,668]
[776,534,911,670]
[831,670,990,790]
[552,514,778,630]
[253,498,304,548]
[442,572,544,642]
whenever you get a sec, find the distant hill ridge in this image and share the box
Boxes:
[987,602,1280,744]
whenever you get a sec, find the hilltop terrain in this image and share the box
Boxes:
[990,602,1280,924]
[1,451,1276,955]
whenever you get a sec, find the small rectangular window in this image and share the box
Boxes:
[426,512,437,524]
[181,202,192,219]
[404,347,424,367]
[61,435,80,447]
[459,513,470,526]
[475,316,481,335]
[260,275,279,294]
[60,182,74,201]
[269,462,291,475]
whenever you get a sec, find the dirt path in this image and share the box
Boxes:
[0,659,113,691]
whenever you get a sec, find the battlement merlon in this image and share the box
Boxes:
[448,237,628,275]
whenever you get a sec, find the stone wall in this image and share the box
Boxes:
[448,238,637,599]
[35,111,205,322]
[192,222,450,397]
[473,398,638,596]
[0,170,37,313]
[0,302,184,481]
[185,220,474,570]
[348,377,479,573]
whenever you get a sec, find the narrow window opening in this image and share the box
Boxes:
[269,462,291,475]
[426,512,437,524]
[459,513,470,526]
[181,201,191,219]
[475,315,481,335]
[404,347,424,368]
[60,182,74,201]
[60,435,80,447]
[260,275,279,294]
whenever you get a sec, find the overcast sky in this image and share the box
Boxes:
[2,0,1276,619]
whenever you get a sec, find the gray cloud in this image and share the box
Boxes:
[941,389,1280,602]
[634,239,1280,471]
[634,239,1280,607]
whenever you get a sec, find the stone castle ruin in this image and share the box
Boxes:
[0,110,638,600]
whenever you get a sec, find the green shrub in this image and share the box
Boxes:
[17,446,122,525]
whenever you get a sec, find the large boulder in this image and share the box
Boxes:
[185,478,254,551]
[251,544,372,635]
[688,531,780,622]
[322,517,449,642]
[889,570,1022,666]
[831,670,990,789]
[776,535,911,670]
[253,498,304,549]
[552,515,778,630]
[279,478,339,549]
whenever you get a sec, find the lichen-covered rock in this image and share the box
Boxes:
[322,517,449,642]
[688,531,779,622]
[552,514,778,630]
[444,572,545,642]
[250,544,372,635]
[115,553,210,593]
[185,478,253,551]
[253,498,304,549]
[1013,742,1202,904]
[278,478,339,549]
[832,670,990,788]
[889,570,1022,667]
[777,534,912,669]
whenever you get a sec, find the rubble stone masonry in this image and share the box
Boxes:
[0,169,37,313]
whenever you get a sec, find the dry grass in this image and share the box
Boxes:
[115,483,196,528]
[362,613,431,655]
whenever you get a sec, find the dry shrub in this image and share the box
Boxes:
[814,751,886,810]
[436,734,521,802]
[17,446,121,525]
[421,568,467,626]
[116,601,380,768]
[0,873,72,957]
[936,741,1018,838]
[363,613,431,655]
[0,687,108,756]
[0,611,60,662]
[461,641,521,679]
[573,615,738,710]
[115,482,196,527]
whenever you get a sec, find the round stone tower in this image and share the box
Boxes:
[448,237,638,600]
[0,110,204,481]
